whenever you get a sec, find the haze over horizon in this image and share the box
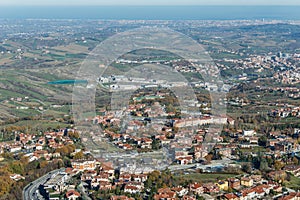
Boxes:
[0,0,300,6]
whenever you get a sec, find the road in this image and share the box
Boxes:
[23,168,64,200]
[77,182,92,200]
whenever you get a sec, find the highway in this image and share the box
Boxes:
[23,168,64,200]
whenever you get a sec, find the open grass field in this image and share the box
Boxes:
[52,44,89,54]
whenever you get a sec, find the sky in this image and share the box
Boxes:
[0,0,300,6]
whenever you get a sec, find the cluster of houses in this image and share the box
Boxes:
[257,86,300,100]
[92,108,231,165]
[38,157,300,200]
[223,127,300,155]
[0,129,79,180]
[274,68,300,85]
[91,100,300,168]
[269,105,300,118]
[216,52,297,81]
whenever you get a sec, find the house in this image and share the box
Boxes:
[273,185,282,193]
[95,172,111,182]
[99,181,112,191]
[252,184,271,198]
[189,182,204,195]
[227,117,235,125]
[81,170,97,181]
[176,155,193,165]
[132,174,148,182]
[223,193,239,200]
[243,130,256,137]
[122,143,133,150]
[171,186,188,197]
[110,195,134,200]
[10,174,25,181]
[194,135,203,143]
[90,180,99,189]
[154,193,177,200]
[124,185,140,194]
[71,159,96,171]
[8,144,22,153]
[34,150,48,159]
[240,177,254,187]
[182,195,196,200]
[228,178,240,190]
[65,190,80,200]
[65,168,77,176]
[141,138,152,149]
[249,137,258,144]
[123,181,144,194]
[275,141,295,153]
[250,175,262,184]
[194,149,209,160]
[101,163,115,178]
[52,152,61,158]
[119,173,132,182]
[216,180,228,191]
[217,148,232,158]
[156,135,170,145]
[277,192,300,200]
[240,188,256,200]
[284,165,300,177]
[202,183,220,194]
[154,188,177,200]
[267,139,279,147]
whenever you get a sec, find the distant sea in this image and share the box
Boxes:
[0,6,300,20]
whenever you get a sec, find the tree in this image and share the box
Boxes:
[242,163,252,173]
[151,139,161,150]
[73,151,84,160]
[39,160,48,169]
[205,153,213,163]
[292,157,299,165]
[8,161,24,175]
[0,177,12,196]
[68,131,80,139]
[274,160,285,170]
[258,135,268,147]
[1,152,13,159]
[259,158,269,172]
[286,173,291,182]
[196,195,206,200]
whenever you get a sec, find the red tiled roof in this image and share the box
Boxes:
[66,190,80,198]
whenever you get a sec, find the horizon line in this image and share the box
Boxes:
[1,5,300,6]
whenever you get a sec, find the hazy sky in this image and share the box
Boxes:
[0,0,300,6]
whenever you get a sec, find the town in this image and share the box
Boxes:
[0,17,300,200]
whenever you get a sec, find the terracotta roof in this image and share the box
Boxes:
[224,193,238,199]
[66,190,80,198]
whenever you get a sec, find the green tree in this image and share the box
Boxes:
[242,162,252,173]
[258,135,268,147]
[259,158,269,172]
[73,151,84,160]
